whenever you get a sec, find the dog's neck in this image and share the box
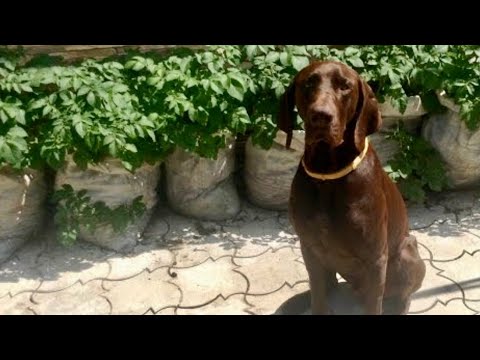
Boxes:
[303,126,364,175]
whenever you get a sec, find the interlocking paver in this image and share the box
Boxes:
[0,292,35,315]
[171,257,248,308]
[34,242,113,292]
[2,190,480,315]
[411,298,475,315]
[223,217,297,258]
[412,221,480,261]
[409,261,463,313]
[31,280,110,315]
[155,307,177,315]
[416,241,433,261]
[177,294,250,315]
[103,268,181,315]
[432,251,480,300]
[464,300,480,312]
[234,247,308,295]
[161,211,236,267]
[408,204,452,229]
[106,245,174,280]
[0,240,45,297]
[433,191,479,212]
[246,282,309,315]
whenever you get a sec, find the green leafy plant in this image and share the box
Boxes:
[384,124,448,203]
[0,97,29,169]
[52,184,146,246]
[3,44,480,223]
[407,45,480,130]
[125,46,255,159]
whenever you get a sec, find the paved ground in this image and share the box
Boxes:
[1,189,480,315]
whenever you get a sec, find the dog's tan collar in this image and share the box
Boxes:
[301,138,370,181]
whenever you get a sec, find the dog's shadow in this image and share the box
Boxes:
[273,283,402,315]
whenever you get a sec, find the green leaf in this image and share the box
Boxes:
[8,126,28,138]
[113,84,129,93]
[349,57,364,68]
[139,117,155,128]
[292,56,309,71]
[123,125,136,138]
[87,92,96,106]
[229,73,247,92]
[245,45,257,59]
[344,47,360,57]
[112,94,126,108]
[30,98,47,110]
[0,143,14,163]
[12,83,21,94]
[42,105,52,116]
[125,143,138,153]
[73,77,82,90]
[122,161,134,172]
[227,84,244,101]
[135,124,145,138]
[146,129,156,141]
[207,62,216,73]
[102,135,114,146]
[75,122,86,138]
[147,76,161,86]
[279,52,290,66]
[78,86,90,96]
[265,52,280,63]
[125,60,136,69]
[7,136,27,152]
[20,83,33,92]
[133,62,145,71]
[0,110,8,123]
[15,109,26,125]
[108,141,117,157]
[209,80,223,94]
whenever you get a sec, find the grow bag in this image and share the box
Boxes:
[244,130,304,211]
[0,168,47,263]
[165,136,240,220]
[55,158,160,251]
[422,91,480,188]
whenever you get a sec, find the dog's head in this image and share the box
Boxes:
[278,61,382,151]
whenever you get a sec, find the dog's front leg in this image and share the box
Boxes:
[301,244,335,315]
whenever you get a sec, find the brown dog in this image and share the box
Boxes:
[278,61,426,315]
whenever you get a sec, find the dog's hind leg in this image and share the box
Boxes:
[384,235,426,315]
[356,255,388,315]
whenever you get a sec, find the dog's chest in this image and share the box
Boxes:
[290,173,379,257]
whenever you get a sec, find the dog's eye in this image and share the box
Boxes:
[304,80,315,90]
[339,81,352,91]
[303,76,318,91]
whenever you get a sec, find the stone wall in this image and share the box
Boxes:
[7,45,206,62]
[7,45,346,63]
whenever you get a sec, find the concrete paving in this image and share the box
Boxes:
[1,189,480,315]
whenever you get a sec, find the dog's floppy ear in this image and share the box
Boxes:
[354,78,382,151]
[277,81,296,149]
